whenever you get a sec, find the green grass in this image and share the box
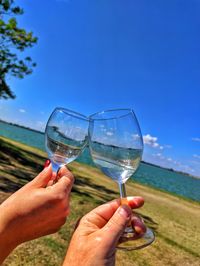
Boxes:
[0,136,200,266]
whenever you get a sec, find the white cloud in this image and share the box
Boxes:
[193,154,200,159]
[143,134,171,151]
[154,153,162,157]
[143,134,158,147]
[143,134,160,148]
[106,131,114,136]
[19,109,26,113]
[153,153,181,166]
[192,137,200,142]
[131,134,140,141]
[164,145,172,149]
[153,153,165,160]
[143,150,200,177]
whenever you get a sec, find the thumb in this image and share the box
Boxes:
[31,164,53,188]
[102,205,132,246]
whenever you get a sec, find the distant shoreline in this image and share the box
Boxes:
[0,119,199,180]
[141,160,199,179]
[0,119,44,135]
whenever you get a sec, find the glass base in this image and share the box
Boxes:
[117,227,155,251]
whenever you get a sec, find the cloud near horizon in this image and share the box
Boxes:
[143,134,163,150]
[19,109,26,113]
[152,153,196,174]
[192,137,200,142]
[193,154,200,159]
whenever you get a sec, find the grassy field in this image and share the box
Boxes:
[0,136,200,266]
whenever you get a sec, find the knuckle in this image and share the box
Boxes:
[77,216,90,229]
[59,191,66,200]
[80,213,92,226]
[49,194,59,202]
[49,192,65,204]
[64,173,74,185]
[68,171,74,181]
[59,176,73,193]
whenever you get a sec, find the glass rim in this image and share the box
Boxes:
[53,107,89,121]
[89,108,135,121]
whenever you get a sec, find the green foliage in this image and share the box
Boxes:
[0,0,37,99]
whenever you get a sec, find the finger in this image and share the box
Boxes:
[127,196,144,209]
[101,205,132,246]
[81,197,144,229]
[80,199,120,229]
[44,159,51,168]
[31,164,53,188]
[53,165,73,183]
[52,171,74,195]
[57,166,72,179]
[46,172,58,187]
[131,215,146,235]
[46,180,54,187]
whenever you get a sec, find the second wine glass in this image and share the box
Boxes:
[45,107,89,173]
[88,108,155,250]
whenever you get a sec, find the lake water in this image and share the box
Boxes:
[0,121,199,202]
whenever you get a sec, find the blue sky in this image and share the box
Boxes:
[0,0,200,176]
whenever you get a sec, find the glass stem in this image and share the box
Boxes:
[119,183,128,205]
[119,182,132,229]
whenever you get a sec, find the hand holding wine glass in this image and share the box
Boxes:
[63,197,145,266]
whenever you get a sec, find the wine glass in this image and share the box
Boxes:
[45,107,89,173]
[88,108,155,250]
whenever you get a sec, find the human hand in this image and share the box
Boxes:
[63,197,145,266]
[0,163,74,263]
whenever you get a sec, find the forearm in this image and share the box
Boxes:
[0,223,17,264]
[0,240,16,265]
[0,205,18,264]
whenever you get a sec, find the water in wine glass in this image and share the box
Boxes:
[45,108,88,172]
[46,134,82,165]
[91,144,142,183]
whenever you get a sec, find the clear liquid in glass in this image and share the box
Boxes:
[91,147,142,183]
[46,135,82,165]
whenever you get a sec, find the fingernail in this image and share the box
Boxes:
[134,226,143,234]
[118,205,131,218]
[44,159,51,168]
